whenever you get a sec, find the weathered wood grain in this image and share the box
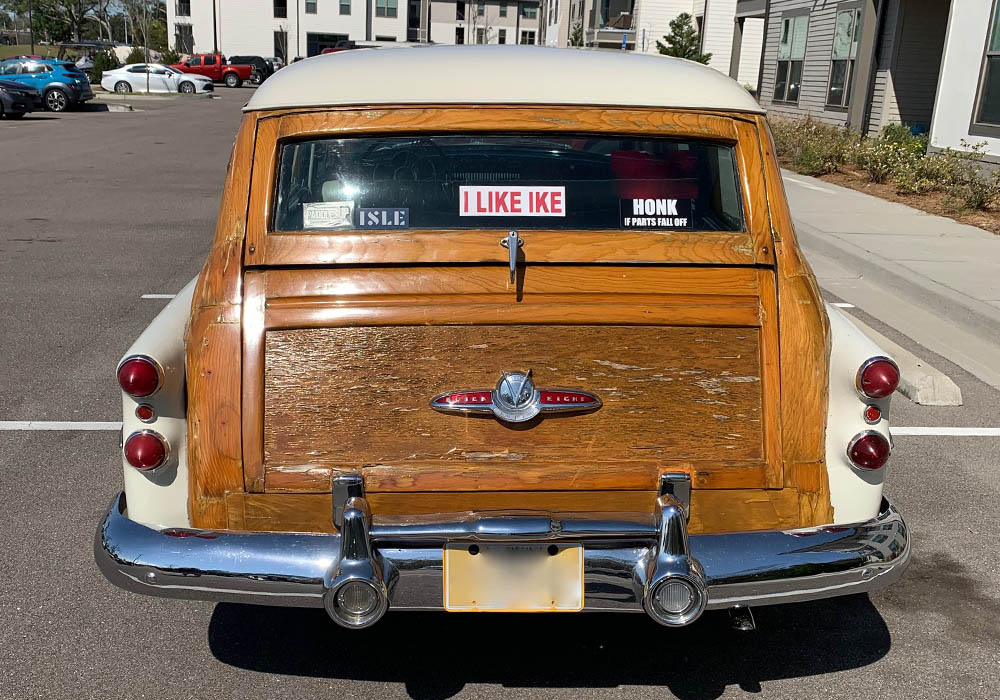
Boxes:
[185,114,256,528]
[262,325,767,490]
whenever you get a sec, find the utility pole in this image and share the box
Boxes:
[28,0,34,54]
[212,0,219,53]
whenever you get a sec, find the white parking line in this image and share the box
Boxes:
[141,294,176,299]
[0,421,122,431]
[891,427,1000,437]
[831,302,856,308]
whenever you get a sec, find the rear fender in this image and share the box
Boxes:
[825,304,895,524]
[118,278,197,528]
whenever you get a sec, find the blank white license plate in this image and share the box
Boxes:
[443,543,584,612]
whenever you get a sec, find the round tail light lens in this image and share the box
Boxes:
[857,357,899,399]
[117,356,161,397]
[124,431,168,471]
[847,431,891,470]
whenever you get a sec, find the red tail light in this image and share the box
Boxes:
[117,356,161,397]
[847,431,891,470]
[856,357,899,399]
[124,430,168,470]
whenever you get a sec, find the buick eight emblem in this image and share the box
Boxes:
[430,370,601,423]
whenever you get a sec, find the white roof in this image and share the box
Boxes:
[244,45,763,113]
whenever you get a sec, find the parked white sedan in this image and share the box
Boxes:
[101,64,214,95]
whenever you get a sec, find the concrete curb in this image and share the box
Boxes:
[843,312,963,406]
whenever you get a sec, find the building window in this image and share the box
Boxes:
[476,1,484,16]
[522,3,537,19]
[774,12,808,103]
[498,28,506,43]
[306,0,317,13]
[376,0,398,16]
[455,26,465,44]
[977,1,1000,126]
[274,30,289,61]
[499,1,507,17]
[340,0,350,14]
[520,29,535,44]
[174,23,194,52]
[274,0,288,19]
[456,1,465,20]
[175,0,191,16]
[826,4,861,107]
[476,27,485,43]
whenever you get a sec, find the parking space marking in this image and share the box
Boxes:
[0,421,122,431]
[892,427,1000,437]
[831,302,855,308]
[141,294,176,299]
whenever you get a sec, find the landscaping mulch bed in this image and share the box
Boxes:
[797,167,1000,236]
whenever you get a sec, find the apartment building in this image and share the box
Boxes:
[538,0,765,90]
[430,0,541,45]
[167,0,539,59]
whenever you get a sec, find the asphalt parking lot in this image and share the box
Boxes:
[1,89,999,699]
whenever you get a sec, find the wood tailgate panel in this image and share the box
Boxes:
[263,325,765,490]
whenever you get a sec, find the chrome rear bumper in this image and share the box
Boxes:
[95,491,909,624]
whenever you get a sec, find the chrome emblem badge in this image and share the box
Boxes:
[430,370,602,423]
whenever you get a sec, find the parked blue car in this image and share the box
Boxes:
[0,58,93,112]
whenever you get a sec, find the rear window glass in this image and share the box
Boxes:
[272,134,744,232]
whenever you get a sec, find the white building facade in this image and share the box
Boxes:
[167,0,539,59]
[537,0,764,90]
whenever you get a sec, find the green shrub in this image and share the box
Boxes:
[853,140,910,183]
[942,141,1000,210]
[90,50,119,84]
[125,46,147,65]
[768,116,858,175]
[894,153,959,194]
[160,48,181,65]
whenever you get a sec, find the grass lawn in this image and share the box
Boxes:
[0,44,61,60]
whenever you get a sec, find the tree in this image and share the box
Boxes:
[569,21,583,47]
[656,12,711,64]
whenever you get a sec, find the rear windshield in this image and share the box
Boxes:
[272,134,744,232]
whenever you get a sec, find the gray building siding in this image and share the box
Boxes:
[761,0,949,135]
[888,0,949,129]
[760,0,848,125]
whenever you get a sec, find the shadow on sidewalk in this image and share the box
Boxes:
[208,594,891,699]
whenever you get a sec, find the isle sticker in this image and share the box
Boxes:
[459,186,566,217]
[358,207,409,228]
[620,198,693,229]
[303,201,354,229]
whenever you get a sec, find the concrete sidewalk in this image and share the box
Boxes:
[782,170,1000,390]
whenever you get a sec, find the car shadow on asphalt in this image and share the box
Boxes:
[208,594,890,699]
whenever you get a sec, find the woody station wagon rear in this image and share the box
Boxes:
[96,46,909,629]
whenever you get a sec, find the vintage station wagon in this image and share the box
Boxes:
[96,45,909,629]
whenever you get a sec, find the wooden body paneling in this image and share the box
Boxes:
[224,488,802,535]
[244,107,775,269]
[184,105,833,533]
[263,324,765,481]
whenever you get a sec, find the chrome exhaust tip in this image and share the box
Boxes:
[324,494,389,629]
[642,477,708,627]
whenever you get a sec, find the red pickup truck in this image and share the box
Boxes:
[171,54,252,88]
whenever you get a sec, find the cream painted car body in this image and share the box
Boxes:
[117,279,194,528]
